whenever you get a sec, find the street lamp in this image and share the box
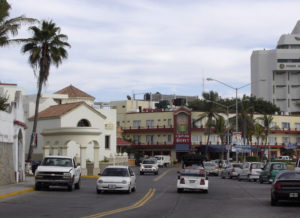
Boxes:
[206,78,265,161]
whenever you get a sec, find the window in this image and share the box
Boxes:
[133,120,141,128]
[295,123,300,130]
[133,135,141,144]
[282,137,290,144]
[105,135,110,149]
[168,135,172,142]
[168,119,172,127]
[192,135,202,144]
[146,135,154,144]
[146,120,154,128]
[268,136,277,144]
[77,119,91,127]
[117,121,120,126]
[270,122,277,128]
[281,122,290,129]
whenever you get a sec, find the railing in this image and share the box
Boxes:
[122,125,173,132]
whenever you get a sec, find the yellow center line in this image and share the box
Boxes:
[83,188,156,218]
[153,168,173,182]
[0,188,34,199]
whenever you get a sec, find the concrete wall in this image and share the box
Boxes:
[0,142,14,185]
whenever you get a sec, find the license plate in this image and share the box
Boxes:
[289,193,298,198]
[108,184,116,189]
[189,180,196,183]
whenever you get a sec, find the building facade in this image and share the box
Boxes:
[0,83,26,185]
[118,105,300,161]
[251,21,300,114]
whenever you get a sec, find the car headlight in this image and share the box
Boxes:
[63,173,71,178]
[140,165,144,169]
[98,179,103,184]
[121,180,127,184]
[35,173,42,178]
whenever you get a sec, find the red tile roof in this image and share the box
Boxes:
[55,85,95,99]
[0,83,17,86]
[117,138,132,146]
[29,102,84,121]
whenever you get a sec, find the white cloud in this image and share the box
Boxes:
[2,0,300,101]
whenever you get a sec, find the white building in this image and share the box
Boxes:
[251,21,300,114]
[24,85,117,176]
[0,83,26,184]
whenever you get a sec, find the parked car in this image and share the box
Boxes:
[221,163,243,179]
[238,162,264,182]
[259,162,288,184]
[96,166,136,194]
[271,170,300,206]
[204,162,219,176]
[177,166,208,193]
[155,155,171,167]
[140,158,159,175]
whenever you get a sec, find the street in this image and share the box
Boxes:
[0,167,299,218]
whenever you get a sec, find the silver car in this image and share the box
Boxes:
[204,162,219,176]
[221,163,243,179]
[238,162,264,182]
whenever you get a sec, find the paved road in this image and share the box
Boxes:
[0,167,299,218]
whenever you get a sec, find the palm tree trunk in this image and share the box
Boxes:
[221,137,224,161]
[26,81,42,161]
[205,127,211,159]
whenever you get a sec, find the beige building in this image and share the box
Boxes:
[113,101,300,161]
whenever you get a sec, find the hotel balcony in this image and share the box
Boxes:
[122,125,173,133]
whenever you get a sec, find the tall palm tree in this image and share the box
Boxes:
[22,20,70,161]
[253,123,265,157]
[0,0,36,47]
[213,115,226,160]
[257,114,275,161]
[197,91,220,158]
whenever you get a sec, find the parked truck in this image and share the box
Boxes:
[34,156,81,191]
[155,155,171,167]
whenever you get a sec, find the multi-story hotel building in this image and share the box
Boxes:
[109,100,300,161]
[251,21,300,114]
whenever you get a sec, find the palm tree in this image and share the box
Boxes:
[253,123,265,157]
[257,114,275,161]
[22,20,70,161]
[197,91,220,158]
[213,115,226,160]
[0,0,37,47]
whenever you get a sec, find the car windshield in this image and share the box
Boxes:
[102,168,129,177]
[143,160,156,164]
[278,172,300,180]
[155,157,162,160]
[41,158,73,167]
[204,162,216,167]
[272,163,287,170]
[251,163,263,169]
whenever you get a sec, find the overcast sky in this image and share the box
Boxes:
[1,0,300,101]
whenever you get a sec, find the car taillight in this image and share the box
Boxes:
[200,178,205,185]
[270,169,273,175]
[232,168,235,172]
[180,178,185,184]
[250,168,252,173]
[274,183,281,190]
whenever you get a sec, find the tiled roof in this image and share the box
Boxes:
[55,85,95,99]
[28,102,84,121]
[117,138,132,146]
[0,83,17,86]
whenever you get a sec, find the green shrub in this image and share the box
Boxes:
[246,156,260,162]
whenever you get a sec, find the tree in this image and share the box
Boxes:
[196,91,220,158]
[0,92,8,111]
[253,123,264,157]
[213,115,226,160]
[22,20,70,161]
[257,114,276,161]
[0,0,36,47]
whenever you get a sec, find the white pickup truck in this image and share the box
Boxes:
[35,156,81,191]
[155,155,171,167]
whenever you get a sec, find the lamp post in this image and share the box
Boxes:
[206,78,265,161]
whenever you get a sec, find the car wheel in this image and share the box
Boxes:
[203,189,208,194]
[177,188,183,193]
[35,182,41,191]
[96,189,102,194]
[155,171,158,175]
[221,175,225,179]
[132,185,136,192]
[238,175,241,181]
[140,172,144,175]
[127,185,132,194]
[271,196,277,206]
[247,175,251,182]
[267,176,272,184]
[75,178,81,190]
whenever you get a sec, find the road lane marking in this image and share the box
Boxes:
[0,188,34,199]
[153,168,173,182]
[83,188,156,218]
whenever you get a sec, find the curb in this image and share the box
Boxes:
[0,188,35,199]
[82,176,99,179]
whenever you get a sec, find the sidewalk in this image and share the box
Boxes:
[0,176,35,199]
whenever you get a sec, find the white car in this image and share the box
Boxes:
[140,158,159,175]
[177,166,209,193]
[96,166,136,194]
[238,162,264,182]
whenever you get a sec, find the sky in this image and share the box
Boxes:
[1,0,300,102]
